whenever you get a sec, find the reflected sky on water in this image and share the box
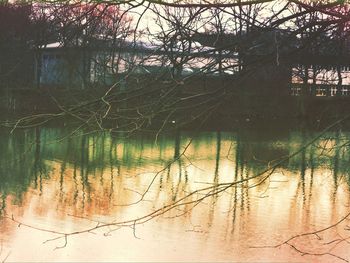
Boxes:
[0,127,350,262]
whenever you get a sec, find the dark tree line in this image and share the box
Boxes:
[0,0,350,131]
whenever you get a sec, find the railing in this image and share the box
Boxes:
[290,83,350,97]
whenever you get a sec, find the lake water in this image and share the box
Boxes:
[1,126,350,262]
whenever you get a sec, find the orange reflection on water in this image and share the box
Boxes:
[1,131,350,262]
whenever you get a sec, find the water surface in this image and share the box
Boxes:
[0,127,350,262]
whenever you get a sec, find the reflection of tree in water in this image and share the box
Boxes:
[1,127,350,201]
[1,126,350,261]
[0,128,50,205]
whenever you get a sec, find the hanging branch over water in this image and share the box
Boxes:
[3,113,350,262]
[252,211,350,262]
[0,240,10,263]
[1,1,350,262]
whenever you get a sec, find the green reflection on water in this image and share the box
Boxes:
[0,126,350,215]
